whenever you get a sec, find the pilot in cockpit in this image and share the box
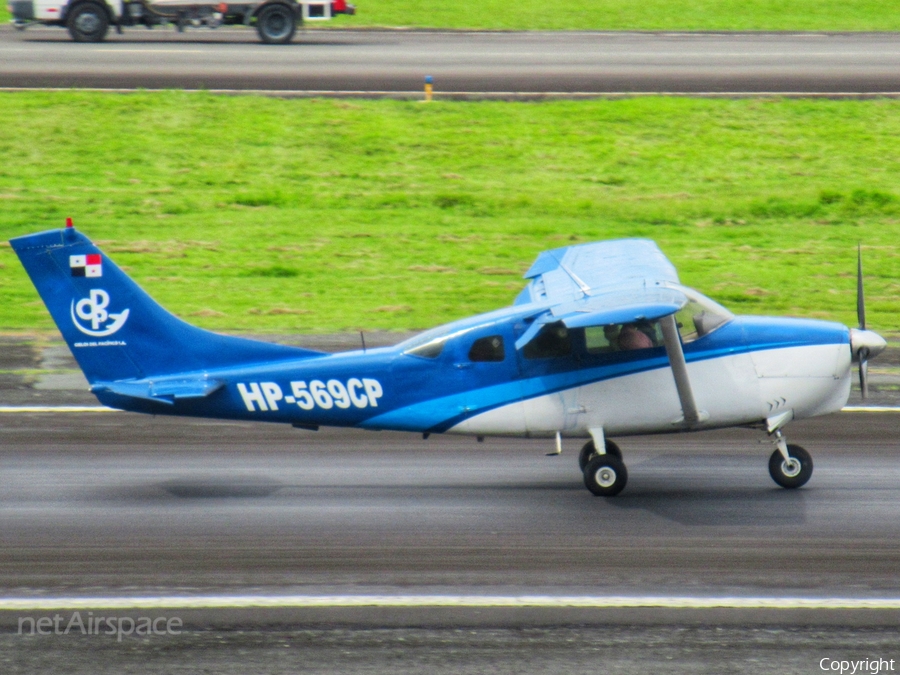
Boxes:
[618,323,653,351]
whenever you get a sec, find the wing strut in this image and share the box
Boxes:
[659,315,707,427]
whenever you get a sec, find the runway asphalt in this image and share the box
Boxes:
[2,410,899,671]
[4,28,900,94]
[2,410,899,600]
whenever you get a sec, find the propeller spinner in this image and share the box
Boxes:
[850,244,887,399]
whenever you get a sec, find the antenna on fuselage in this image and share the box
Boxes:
[360,331,367,353]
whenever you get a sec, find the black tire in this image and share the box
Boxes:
[583,454,628,497]
[66,2,109,42]
[768,444,813,489]
[578,439,622,471]
[256,3,297,44]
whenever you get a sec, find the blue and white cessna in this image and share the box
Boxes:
[12,222,887,496]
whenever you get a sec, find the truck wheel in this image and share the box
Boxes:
[67,2,110,42]
[256,3,296,44]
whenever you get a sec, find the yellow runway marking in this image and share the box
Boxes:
[841,406,900,412]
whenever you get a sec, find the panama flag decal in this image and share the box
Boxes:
[70,254,102,278]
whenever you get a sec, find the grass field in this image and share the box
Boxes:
[1,92,899,335]
[341,0,899,31]
[2,1,899,31]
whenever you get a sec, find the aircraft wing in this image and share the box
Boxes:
[513,240,688,349]
[515,239,680,306]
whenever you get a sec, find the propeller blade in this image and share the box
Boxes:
[857,243,866,330]
[859,348,870,400]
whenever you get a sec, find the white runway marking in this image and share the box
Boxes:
[91,49,206,53]
[3,595,900,610]
[0,406,120,413]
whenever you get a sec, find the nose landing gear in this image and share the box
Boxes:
[767,430,813,489]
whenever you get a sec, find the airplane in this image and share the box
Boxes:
[10,220,888,496]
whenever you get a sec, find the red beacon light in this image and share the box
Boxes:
[65,217,74,228]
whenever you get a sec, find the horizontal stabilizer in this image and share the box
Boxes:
[92,375,225,405]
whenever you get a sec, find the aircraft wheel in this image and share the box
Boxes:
[67,2,109,42]
[578,439,622,471]
[768,444,813,489]
[256,3,297,44]
[583,454,628,497]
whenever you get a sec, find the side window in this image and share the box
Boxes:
[405,336,448,359]
[523,323,571,360]
[585,322,662,354]
[468,335,505,362]
[585,325,620,353]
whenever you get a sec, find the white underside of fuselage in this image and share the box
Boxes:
[448,344,852,438]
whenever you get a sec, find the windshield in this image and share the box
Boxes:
[673,287,733,343]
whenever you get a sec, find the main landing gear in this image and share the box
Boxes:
[580,439,627,497]
[578,439,621,471]
[576,427,814,497]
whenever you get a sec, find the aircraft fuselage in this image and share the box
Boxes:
[94,311,852,439]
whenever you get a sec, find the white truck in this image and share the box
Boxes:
[9,0,355,43]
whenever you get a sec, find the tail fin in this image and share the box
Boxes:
[11,225,323,384]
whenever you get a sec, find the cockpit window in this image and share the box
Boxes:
[469,335,505,362]
[585,321,662,354]
[674,289,733,343]
[523,322,571,359]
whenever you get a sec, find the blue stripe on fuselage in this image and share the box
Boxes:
[361,316,849,433]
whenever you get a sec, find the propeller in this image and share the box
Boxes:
[857,244,869,399]
[851,244,887,399]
